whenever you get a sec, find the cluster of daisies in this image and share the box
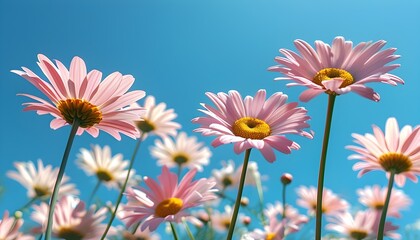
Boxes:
[0,36,418,240]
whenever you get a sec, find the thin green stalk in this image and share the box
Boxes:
[130,221,141,234]
[315,94,336,240]
[183,218,195,240]
[255,172,267,225]
[170,222,179,240]
[15,197,38,213]
[377,170,395,240]
[87,179,102,206]
[45,120,79,240]
[282,183,287,219]
[226,148,252,240]
[101,134,144,240]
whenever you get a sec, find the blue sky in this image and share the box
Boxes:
[0,0,419,238]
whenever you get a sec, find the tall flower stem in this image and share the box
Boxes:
[377,170,395,240]
[282,183,287,219]
[101,134,144,239]
[88,179,102,206]
[170,222,180,240]
[45,120,80,240]
[226,148,252,240]
[315,94,336,240]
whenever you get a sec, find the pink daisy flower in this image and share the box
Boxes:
[150,131,211,171]
[357,185,411,218]
[6,159,78,199]
[326,210,401,240]
[347,117,420,187]
[244,218,298,240]
[268,36,404,102]
[296,186,349,216]
[12,54,145,140]
[31,195,111,239]
[192,89,312,163]
[264,201,308,229]
[133,95,181,139]
[119,166,218,231]
[0,211,34,240]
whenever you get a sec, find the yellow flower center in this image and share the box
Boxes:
[57,227,84,240]
[266,233,276,240]
[313,68,354,89]
[33,185,50,198]
[173,153,189,165]
[349,229,368,240]
[311,203,326,213]
[372,202,384,210]
[155,197,183,218]
[222,176,233,187]
[136,119,155,133]
[232,117,271,139]
[378,152,412,174]
[222,219,231,229]
[57,99,102,128]
[96,169,114,182]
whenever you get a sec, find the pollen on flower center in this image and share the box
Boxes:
[57,227,84,240]
[136,119,156,133]
[57,99,102,128]
[155,197,183,218]
[313,68,354,88]
[266,233,276,240]
[96,169,114,182]
[378,152,412,174]
[349,229,368,240]
[34,185,50,197]
[232,117,271,139]
[173,154,189,165]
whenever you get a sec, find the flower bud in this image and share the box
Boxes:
[281,173,293,185]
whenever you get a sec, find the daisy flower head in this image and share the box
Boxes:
[347,117,420,187]
[192,89,312,163]
[212,160,263,191]
[133,95,181,139]
[76,144,137,189]
[268,36,404,102]
[12,54,146,140]
[0,211,34,240]
[326,210,401,240]
[264,202,308,228]
[244,218,298,240]
[120,166,218,231]
[7,159,78,199]
[211,205,243,232]
[150,131,211,171]
[296,186,349,216]
[357,185,411,218]
[31,195,111,240]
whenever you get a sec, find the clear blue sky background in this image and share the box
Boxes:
[0,0,419,239]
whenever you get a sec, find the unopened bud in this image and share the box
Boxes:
[14,211,23,219]
[242,216,251,226]
[281,173,293,185]
[241,197,249,206]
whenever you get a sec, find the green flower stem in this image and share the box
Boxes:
[170,222,180,240]
[255,172,267,225]
[101,134,144,240]
[15,197,38,214]
[130,221,141,234]
[88,179,101,206]
[45,120,80,240]
[183,218,195,240]
[282,183,287,219]
[226,148,252,240]
[377,170,395,240]
[315,94,336,240]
